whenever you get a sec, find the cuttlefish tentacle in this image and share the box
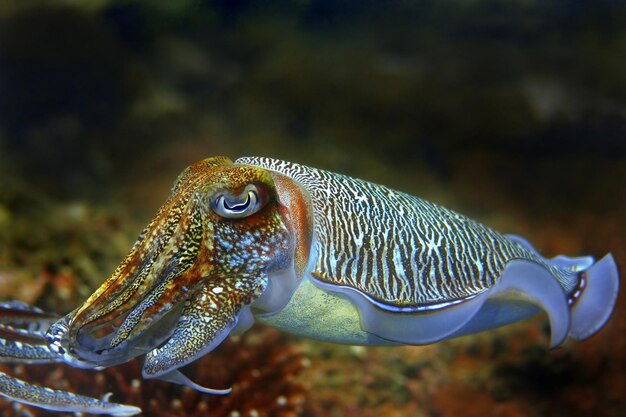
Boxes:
[0,307,139,415]
[0,372,140,416]
[0,334,60,364]
[0,303,61,363]
[0,301,59,334]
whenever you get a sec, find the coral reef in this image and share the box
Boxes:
[0,328,314,417]
[0,1,624,416]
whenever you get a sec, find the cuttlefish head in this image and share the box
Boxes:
[48,157,296,371]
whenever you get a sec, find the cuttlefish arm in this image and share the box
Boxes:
[0,303,140,416]
[142,280,265,392]
[48,157,292,392]
[0,301,61,363]
[0,158,294,415]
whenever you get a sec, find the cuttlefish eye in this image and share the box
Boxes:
[211,183,267,219]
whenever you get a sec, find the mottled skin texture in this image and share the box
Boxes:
[237,157,578,310]
[64,157,292,371]
[0,156,618,416]
[1,157,295,415]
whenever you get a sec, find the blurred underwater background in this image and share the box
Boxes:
[0,0,625,416]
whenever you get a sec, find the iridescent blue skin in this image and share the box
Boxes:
[0,157,620,415]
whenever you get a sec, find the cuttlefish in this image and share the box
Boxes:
[0,156,619,415]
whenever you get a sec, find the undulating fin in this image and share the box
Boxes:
[453,259,571,347]
[320,259,571,346]
[569,254,619,340]
[319,249,613,348]
[450,252,619,346]
[0,372,141,416]
[503,235,620,342]
[309,276,485,345]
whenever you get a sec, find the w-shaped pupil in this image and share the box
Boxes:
[224,194,250,211]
